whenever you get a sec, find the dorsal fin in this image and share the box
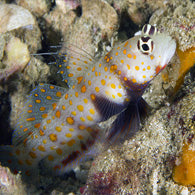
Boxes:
[12,83,67,145]
[53,44,97,87]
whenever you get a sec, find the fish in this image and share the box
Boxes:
[0,24,176,176]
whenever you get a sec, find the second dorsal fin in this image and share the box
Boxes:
[12,83,67,146]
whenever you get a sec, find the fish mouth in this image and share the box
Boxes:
[159,36,176,67]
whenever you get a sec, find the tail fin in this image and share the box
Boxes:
[106,98,150,144]
[0,146,19,174]
[0,146,37,177]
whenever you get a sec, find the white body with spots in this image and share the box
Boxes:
[0,24,176,176]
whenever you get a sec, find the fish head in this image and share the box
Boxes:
[119,24,176,88]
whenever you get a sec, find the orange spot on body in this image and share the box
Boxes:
[40,107,45,111]
[26,159,32,166]
[65,94,68,99]
[111,83,116,89]
[71,111,76,116]
[90,94,96,101]
[124,41,128,47]
[46,96,52,100]
[42,113,48,118]
[56,110,61,118]
[18,160,23,165]
[92,66,95,72]
[101,79,106,85]
[56,148,63,155]
[69,128,74,132]
[77,105,84,112]
[127,54,132,58]
[75,92,79,97]
[48,155,54,161]
[15,149,20,155]
[95,87,100,92]
[56,91,62,97]
[29,151,37,159]
[77,76,83,84]
[52,103,57,110]
[55,126,62,132]
[81,85,86,93]
[78,125,86,130]
[49,133,57,142]
[38,145,46,152]
[68,73,74,77]
[26,117,35,122]
[117,93,122,97]
[43,139,47,144]
[87,115,93,121]
[47,119,51,124]
[78,135,83,140]
[155,65,161,74]
[39,130,45,136]
[41,89,46,92]
[66,133,72,138]
[23,128,28,132]
[88,80,92,86]
[89,108,95,115]
[66,117,74,125]
[53,165,61,171]
[83,98,88,103]
[80,117,85,122]
[67,139,76,146]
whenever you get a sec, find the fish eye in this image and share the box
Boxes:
[142,44,149,51]
[137,36,154,55]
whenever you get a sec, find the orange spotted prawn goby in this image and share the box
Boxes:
[0,24,176,176]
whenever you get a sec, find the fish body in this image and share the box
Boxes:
[0,24,176,176]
